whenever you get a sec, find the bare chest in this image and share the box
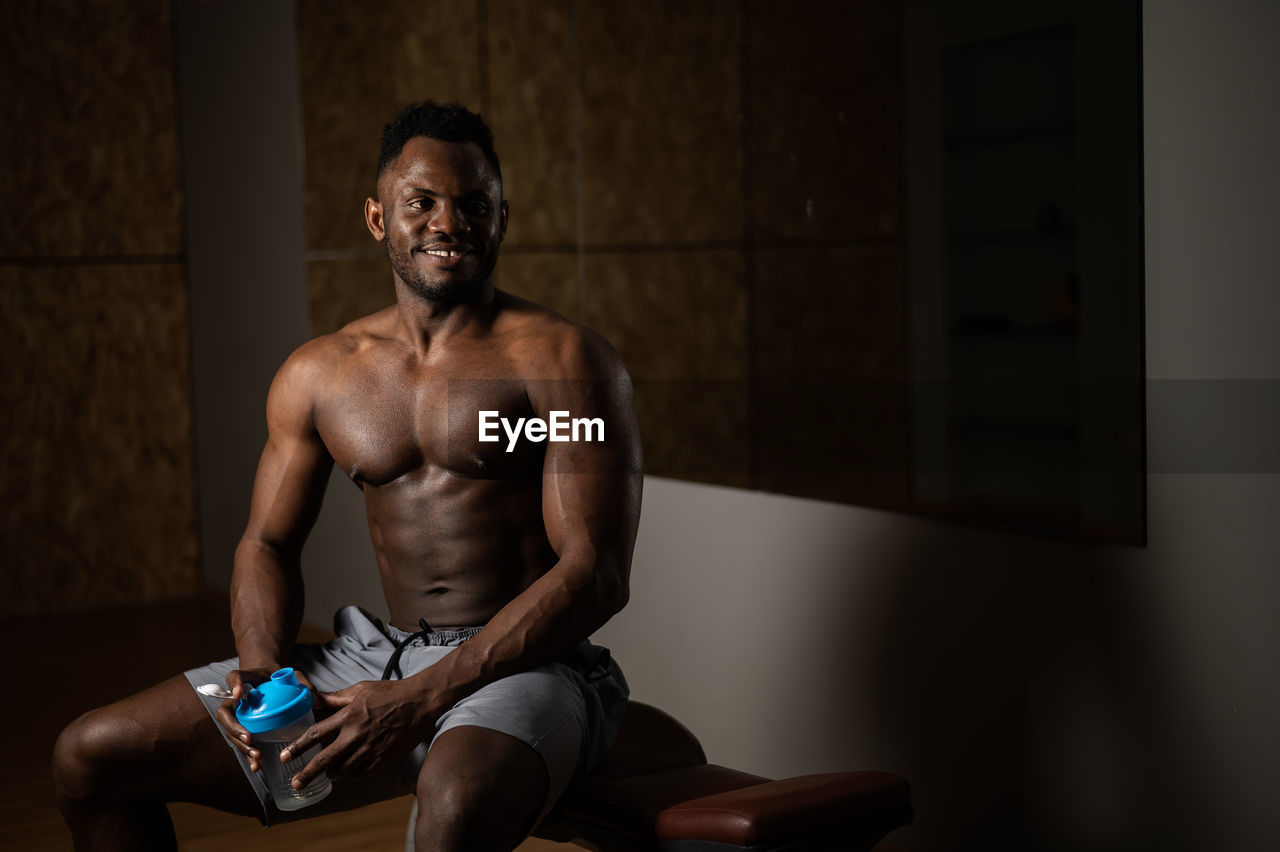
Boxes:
[314,372,543,485]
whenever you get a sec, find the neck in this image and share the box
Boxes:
[390,278,498,355]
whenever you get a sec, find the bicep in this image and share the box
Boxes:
[243,431,333,554]
[242,358,334,555]
[535,346,643,568]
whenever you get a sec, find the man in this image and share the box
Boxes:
[52,101,642,852]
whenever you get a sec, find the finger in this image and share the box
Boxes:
[215,699,252,744]
[227,667,278,699]
[226,669,254,700]
[214,700,262,770]
[290,735,349,789]
[313,687,354,708]
[292,669,317,693]
[338,742,375,778]
[279,713,339,763]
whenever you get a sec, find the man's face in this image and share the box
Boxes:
[368,136,508,306]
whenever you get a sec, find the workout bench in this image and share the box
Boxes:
[408,700,913,851]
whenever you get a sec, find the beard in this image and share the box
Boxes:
[386,239,498,307]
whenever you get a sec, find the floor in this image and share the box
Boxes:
[4,592,572,851]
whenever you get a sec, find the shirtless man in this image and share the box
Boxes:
[52,101,642,852]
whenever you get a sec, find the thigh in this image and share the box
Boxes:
[60,674,262,817]
[414,726,549,849]
[431,664,589,811]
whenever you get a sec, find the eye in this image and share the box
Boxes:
[467,201,491,216]
[407,198,433,211]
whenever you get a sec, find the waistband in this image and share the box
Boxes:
[342,605,484,648]
[340,606,487,681]
[384,621,485,647]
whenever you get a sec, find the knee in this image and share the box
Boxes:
[413,773,513,852]
[51,710,128,803]
[414,766,547,852]
[414,774,480,838]
[413,728,549,851]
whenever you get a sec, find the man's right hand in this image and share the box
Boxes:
[214,666,315,772]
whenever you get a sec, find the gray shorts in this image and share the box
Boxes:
[184,605,628,826]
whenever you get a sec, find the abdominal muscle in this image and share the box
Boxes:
[363,469,556,631]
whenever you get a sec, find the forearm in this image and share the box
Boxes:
[405,549,628,714]
[230,538,305,669]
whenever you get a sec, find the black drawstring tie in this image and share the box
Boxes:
[380,618,433,681]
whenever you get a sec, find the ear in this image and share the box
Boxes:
[364,197,385,241]
[498,200,509,244]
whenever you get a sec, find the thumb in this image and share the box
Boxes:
[226,669,248,699]
[314,686,353,708]
[293,669,318,694]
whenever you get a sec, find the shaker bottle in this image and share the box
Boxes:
[235,668,333,811]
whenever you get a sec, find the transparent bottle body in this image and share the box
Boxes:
[254,713,332,811]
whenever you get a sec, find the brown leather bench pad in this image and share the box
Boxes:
[537,702,912,850]
[656,770,912,846]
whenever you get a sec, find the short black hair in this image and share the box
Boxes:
[377,100,502,183]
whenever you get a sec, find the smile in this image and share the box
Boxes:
[421,249,468,258]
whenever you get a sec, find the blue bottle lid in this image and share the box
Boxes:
[234,668,314,734]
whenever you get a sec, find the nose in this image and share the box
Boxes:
[428,201,468,237]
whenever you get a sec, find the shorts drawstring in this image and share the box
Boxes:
[380,618,433,681]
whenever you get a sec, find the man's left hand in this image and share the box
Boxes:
[282,679,435,788]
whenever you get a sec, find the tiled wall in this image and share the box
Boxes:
[298,0,906,507]
[0,0,199,614]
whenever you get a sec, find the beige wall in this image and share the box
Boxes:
[0,0,199,615]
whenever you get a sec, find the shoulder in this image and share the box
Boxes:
[494,292,629,383]
[266,308,395,420]
[278,307,398,382]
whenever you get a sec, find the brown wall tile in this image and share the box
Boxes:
[0,0,182,257]
[752,245,908,507]
[487,0,579,247]
[584,251,749,482]
[578,0,743,246]
[746,0,902,242]
[0,265,199,615]
[753,246,906,382]
[298,1,484,252]
[494,252,581,323]
[585,251,747,380]
[631,378,752,487]
[308,257,397,337]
